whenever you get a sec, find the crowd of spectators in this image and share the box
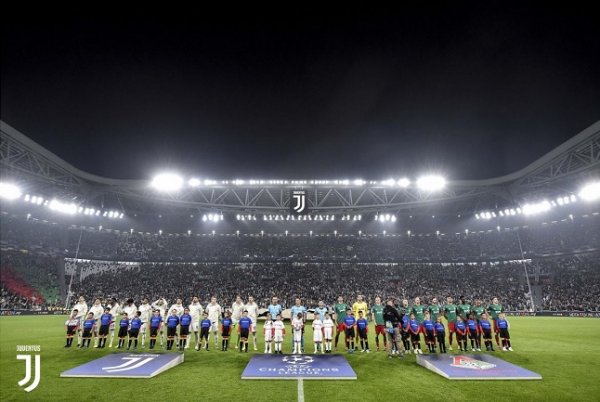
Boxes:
[2,212,599,263]
[67,254,599,312]
[2,211,599,312]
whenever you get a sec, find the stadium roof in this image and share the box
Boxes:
[1,120,599,216]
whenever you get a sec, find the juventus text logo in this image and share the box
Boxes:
[290,190,308,214]
[17,353,41,392]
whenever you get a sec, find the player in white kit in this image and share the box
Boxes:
[312,314,324,353]
[107,298,120,348]
[263,316,274,353]
[88,298,104,347]
[292,313,304,354]
[206,297,222,347]
[323,312,335,353]
[71,296,88,347]
[272,314,285,354]
[138,298,152,347]
[244,296,259,351]
[231,295,245,349]
[189,297,203,349]
[151,297,168,346]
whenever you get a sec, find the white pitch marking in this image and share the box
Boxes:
[297,378,304,402]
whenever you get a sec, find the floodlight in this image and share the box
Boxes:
[151,173,183,192]
[48,199,77,214]
[0,183,22,200]
[397,178,410,187]
[416,175,446,191]
[353,179,365,186]
[382,179,395,186]
[188,178,201,187]
[579,182,600,202]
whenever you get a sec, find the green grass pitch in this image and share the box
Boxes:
[1,316,599,401]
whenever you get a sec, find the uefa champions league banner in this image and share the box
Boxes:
[242,355,356,380]
[61,353,183,378]
[416,354,542,380]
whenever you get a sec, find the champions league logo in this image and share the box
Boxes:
[242,355,357,379]
[282,355,314,366]
[450,356,496,370]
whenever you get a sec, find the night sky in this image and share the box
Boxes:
[2,5,599,181]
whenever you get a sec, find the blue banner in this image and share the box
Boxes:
[60,353,183,378]
[242,354,356,380]
[416,354,542,380]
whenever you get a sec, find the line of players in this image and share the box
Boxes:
[64,294,512,355]
[65,295,262,352]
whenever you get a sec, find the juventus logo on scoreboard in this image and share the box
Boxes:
[290,190,308,215]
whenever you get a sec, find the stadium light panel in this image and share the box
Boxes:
[188,178,201,187]
[397,178,410,188]
[353,179,365,186]
[382,178,395,186]
[49,199,77,215]
[151,173,183,192]
[0,183,22,200]
[579,182,600,201]
[416,175,446,191]
[24,194,30,202]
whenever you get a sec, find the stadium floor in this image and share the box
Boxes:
[1,316,599,401]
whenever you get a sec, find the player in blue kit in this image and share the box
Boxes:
[165,309,180,351]
[467,313,481,351]
[128,311,142,350]
[199,312,212,351]
[401,311,411,354]
[238,310,253,352]
[221,311,233,351]
[343,309,356,353]
[422,311,436,353]
[356,311,370,353]
[117,313,129,349]
[479,313,494,351]
[434,317,447,353]
[149,310,163,350]
[179,307,192,351]
[97,308,112,348]
[80,313,96,348]
[268,296,282,320]
[497,312,513,351]
[408,313,423,354]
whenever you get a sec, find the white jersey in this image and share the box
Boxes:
[138,303,152,323]
[312,319,323,342]
[244,302,259,322]
[72,302,88,320]
[231,302,245,323]
[108,303,121,317]
[122,303,138,319]
[273,320,285,341]
[292,317,303,341]
[89,304,104,320]
[323,318,334,339]
[169,304,184,317]
[152,299,167,318]
[189,303,203,330]
[263,320,273,341]
[206,303,222,322]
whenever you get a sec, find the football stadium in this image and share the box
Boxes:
[2,8,600,402]
[1,119,599,401]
